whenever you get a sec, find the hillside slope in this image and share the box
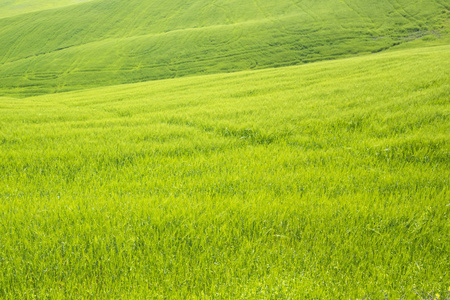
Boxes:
[0,0,93,18]
[1,45,449,298]
[0,0,448,96]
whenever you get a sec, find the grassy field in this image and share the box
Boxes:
[0,0,93,18]
[1,0,450,298]
[0,45,449,298]
[0,0,449,96]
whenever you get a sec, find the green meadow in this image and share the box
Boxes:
[0,0,92,18]
[0,0,450,298]
[0,0,449,96]
[1,46,449,298]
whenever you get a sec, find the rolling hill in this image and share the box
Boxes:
[0,0,449,96]
[0,0,92,18]
[0,0,449,298]
[1,44,449,298]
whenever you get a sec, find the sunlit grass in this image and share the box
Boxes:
[0,0,448,96]
[0,45,449,298]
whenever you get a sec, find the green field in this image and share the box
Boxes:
[1,0,450,298]
[0,0,449,96]
[1,45,449,298]
[0,0,92,18]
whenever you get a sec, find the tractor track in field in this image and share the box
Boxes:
[339,0,381,32]
[289,0,320,22]
[389,0,419,24]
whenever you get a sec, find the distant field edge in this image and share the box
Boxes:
[0,0,94,19]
